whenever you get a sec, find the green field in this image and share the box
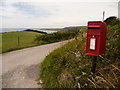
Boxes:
[1,28,80,53]
[1,31,42,53]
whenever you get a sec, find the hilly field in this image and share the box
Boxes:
[1,31,42,53]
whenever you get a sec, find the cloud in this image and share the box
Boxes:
[0,0,118,28]
[12,2,51,17]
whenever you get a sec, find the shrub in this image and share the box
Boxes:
[35,29,80,43]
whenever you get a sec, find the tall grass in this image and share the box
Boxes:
[39,19,120,88]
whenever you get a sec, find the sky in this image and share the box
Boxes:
[0,0,119,28]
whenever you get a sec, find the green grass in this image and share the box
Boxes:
[1,28,80,53]
[39,24,120,88]
[40,36,90,88]
[1,27,84,53]
[1,31,42,53]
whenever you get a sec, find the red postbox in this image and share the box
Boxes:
[86,21,107,56]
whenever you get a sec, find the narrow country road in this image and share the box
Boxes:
[2,40,71,88]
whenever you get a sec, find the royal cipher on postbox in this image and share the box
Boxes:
[86,21,107,56]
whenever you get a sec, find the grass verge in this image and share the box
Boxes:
[39,24,120,88]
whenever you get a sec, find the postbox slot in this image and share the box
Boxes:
[88,27,100,29]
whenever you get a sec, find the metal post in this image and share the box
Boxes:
[103,11,105,22]
[91,56,97,74]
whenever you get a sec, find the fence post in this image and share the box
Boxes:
[18,36,20,46]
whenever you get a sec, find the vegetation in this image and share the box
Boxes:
[104,16,120,26]
[39,17,120,88]
[35,28,80,43]
[1,31,42,53]
[1,27,82,53]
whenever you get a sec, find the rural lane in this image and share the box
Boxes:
[2,40,71,88]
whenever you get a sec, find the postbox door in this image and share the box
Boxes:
[86,34,101,56]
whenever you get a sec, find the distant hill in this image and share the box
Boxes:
[40,26,86,32]
[40,28,63,31]
[25,29,47,34]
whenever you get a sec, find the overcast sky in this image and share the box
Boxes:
[0,0,119,28]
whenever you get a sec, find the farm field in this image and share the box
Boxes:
[1,31,42,53]
[1,27,81,53]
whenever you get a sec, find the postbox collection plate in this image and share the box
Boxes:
[90,38,96,50]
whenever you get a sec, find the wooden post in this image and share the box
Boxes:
[18,36,20,46]
[91,56,97,74]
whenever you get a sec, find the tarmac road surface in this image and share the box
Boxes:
[2,40,71,88]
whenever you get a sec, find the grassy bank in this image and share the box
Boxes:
[1,31,42,53]
[39,18,120,88]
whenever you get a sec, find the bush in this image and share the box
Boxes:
[104,16,120,26]
[35,29,80,43]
